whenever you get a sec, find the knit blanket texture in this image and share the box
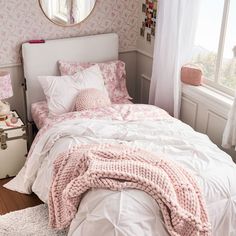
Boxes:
[48,144,211,236]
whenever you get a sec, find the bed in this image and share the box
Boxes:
[5,33,236,236]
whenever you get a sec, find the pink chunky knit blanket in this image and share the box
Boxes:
[49,144,211,236]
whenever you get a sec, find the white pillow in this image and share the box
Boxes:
[38,65,109,116]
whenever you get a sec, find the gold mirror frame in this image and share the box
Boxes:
[39,0,97,27]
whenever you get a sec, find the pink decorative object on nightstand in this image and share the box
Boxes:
[10,113,18,124]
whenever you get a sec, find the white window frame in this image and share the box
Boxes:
[203,0,235,96]
[51,0,68,23]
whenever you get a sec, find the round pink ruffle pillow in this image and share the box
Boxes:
[75,88,111,111]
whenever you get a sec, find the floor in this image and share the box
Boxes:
[0,178,42,215]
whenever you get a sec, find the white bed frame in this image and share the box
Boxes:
[22,33,119,122]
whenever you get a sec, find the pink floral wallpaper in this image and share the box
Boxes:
[0,0,139,65]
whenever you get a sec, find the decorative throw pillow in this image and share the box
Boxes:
[181,65,203,86]
[75,88,111,111]
[38,65,109,116]
[58,60,132,103]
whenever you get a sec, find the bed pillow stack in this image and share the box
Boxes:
[38,60,132,116]
[38,65,109,116]
[58,60,132,103]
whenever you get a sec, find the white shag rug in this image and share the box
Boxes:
[0,204,68,236]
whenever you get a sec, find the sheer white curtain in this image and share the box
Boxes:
[222,98,236,149]
[149,0,201,117]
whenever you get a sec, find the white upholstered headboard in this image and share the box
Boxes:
[22,33,119,121]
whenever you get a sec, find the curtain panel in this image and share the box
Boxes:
[149,0,201,117]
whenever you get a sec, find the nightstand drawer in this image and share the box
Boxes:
[0,137,27,179]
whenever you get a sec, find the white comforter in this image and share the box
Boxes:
[5,104,236,236]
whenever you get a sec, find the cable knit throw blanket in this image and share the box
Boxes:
[49,144,211,236]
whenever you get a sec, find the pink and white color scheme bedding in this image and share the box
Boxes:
[38,65,109,116]
[58,60,132,103]
[31,99,133,129]
[31,101,49,129]
[5,104,236,236]
[49,143,210,236]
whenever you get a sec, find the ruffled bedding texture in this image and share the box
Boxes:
[5,104,236,236]
[31,99,132,129]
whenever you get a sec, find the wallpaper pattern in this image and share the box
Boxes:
[0,0,139,65]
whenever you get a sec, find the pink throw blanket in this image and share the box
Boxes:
[49,144,211,236]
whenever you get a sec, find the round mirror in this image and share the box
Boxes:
[39,0,96,26]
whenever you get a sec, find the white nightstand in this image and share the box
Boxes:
[0,111,27,179]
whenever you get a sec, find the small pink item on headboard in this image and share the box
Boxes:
[28,40,45,44]
[181,65,203,86]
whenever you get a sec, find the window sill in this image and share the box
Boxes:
[182,83,233,116]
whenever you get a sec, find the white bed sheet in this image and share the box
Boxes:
[6,105,236,236]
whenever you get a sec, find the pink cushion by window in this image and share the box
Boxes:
[181,65,203,86]
[75,88,111,111]
[58,60,132,103]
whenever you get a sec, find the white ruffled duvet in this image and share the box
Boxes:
[5,104,236,236]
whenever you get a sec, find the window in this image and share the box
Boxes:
[193,0,236,95]
[41,0,68,22]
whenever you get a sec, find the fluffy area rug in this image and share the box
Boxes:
[0,204,68,236]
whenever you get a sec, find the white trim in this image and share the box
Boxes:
[141,74,151,81]
[215,0,230,83]
[0,63,21,69]
[119,49,137,54]
[204,79,235,96]
[136,49,153,59]
[182,83,233,114]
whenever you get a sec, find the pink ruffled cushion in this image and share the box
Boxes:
[75,88,111,111]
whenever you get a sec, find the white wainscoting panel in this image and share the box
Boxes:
[136,51,153,103]
[181,84,236,161]
[205,111,227,146]
[180,97,198,129]
[140,74,151,104]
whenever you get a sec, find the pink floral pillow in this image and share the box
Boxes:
[58,60,132,103]
[75,88,111,111]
